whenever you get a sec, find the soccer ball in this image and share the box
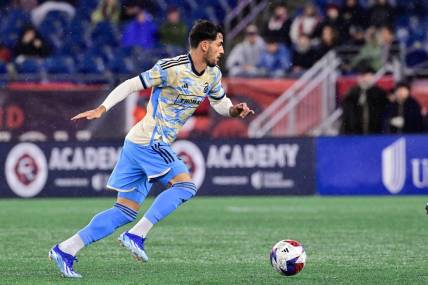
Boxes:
[270,240,306,276]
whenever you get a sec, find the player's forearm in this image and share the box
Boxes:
[210,96,233,117]
[101,76,144,111]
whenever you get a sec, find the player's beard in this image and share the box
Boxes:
[207,60,216,67]
[205,49,218,67]
[206,56,217,67]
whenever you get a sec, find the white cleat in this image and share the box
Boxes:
[48,245,82,278]
[118,232,149,262]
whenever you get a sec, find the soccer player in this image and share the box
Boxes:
[49,20,254,278]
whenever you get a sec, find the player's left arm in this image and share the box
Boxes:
[208,69,254,119]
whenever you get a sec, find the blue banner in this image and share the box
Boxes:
[173,138,315,196]
[317,135,428,195]
[0,141,122,198]
[0,138,316,198]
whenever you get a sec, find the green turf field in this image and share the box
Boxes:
[0,196,426,285]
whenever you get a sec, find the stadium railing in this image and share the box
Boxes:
[310,58,402,136]
[248,51,340,138]
[224,0,268,53]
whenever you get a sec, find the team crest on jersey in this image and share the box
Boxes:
[181,83,188,89]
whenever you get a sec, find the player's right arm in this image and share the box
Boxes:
[71,76,143,120]
[71,61,168,121]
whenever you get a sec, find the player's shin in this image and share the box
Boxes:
[59,203,138,256]
[129,182,197,238]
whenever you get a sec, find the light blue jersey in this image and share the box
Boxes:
[109,54,224,198]
[126,53,225,145]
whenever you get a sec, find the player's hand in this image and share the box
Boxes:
[71,105,106,121]
[230,102,255,118]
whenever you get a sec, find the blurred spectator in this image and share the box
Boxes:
[290,2,320,45]
[120,0,141,23]
[31,0,75,26]
[14,26,51,58]
[377,25,400,64]
[340,0,367,43]
[351,27,378,70]
[226,25,265,77]
[352,26,398,71]
[121,9,157,49]
[314,4,342,41]
[0,45,12,62]
[257,37,291,78]
[91,0,121,25]
[368,0,396,28]
[291,34,318,73]
[315,25,338,59]
[262,3,292,46]
[158,7,188,49]
[383,81,425,133]
[340,65,388,134]
[348,26,366,46]
[120,0,156,22]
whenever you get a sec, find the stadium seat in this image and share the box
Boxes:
[76,0,99,20]
[85,46,113,65]
[59,18,90,57]
[405,49,428,67]
[44,56,75,74]
[0,61,7,74]
[0,9,31,48]
[0,0,239,81]
[15,57,43,74]
[90,21,119,47]
[132,48,169,71]
[108,53,134,74]
[76,55,105,74]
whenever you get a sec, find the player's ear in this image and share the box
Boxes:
[200,40,209,52]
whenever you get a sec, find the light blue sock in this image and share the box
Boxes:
[78,203,138,246]
[144,182,197,224]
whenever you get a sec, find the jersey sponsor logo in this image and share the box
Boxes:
[382,138,406,194]
[203,82,209,93]
[5,143,48,198]
[172,140,205,189]
[174,95,204,106]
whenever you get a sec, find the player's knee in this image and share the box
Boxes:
[116,197,140,212]
[114,202,138,222]
[171,181,197,201]
[167,173,192,187]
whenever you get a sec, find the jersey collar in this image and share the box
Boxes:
[188,53,205,76]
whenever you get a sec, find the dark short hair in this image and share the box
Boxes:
[264,36,278,44]
[189,20,224,48]
[356,61,376,74]
[395,81,410,91]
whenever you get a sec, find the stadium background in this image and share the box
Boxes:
[0,0,426,284]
